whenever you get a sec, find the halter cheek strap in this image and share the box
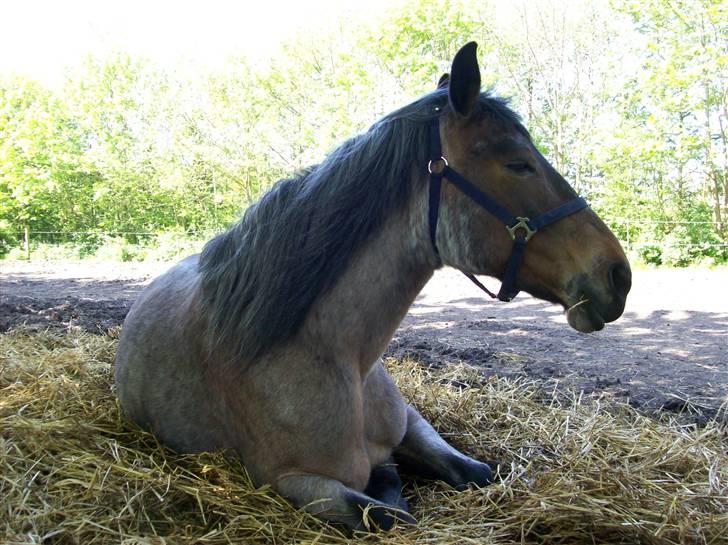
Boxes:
[427,118,588,302]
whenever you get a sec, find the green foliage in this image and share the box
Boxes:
[0,0,726,265]
[4,232,207,262]
[634,202,728,266]
[604,0,728,263]
[0,219,15,256]
[367,0,486,97]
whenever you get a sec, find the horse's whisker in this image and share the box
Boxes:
[567,297,591,313]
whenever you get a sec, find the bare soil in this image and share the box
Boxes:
[1,260,726,422]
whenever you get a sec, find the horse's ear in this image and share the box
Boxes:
[437,73,449,89]
[448,42,481,117]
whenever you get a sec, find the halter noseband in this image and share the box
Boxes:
[427,117,588,302]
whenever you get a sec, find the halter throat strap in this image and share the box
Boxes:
[427,118,588,302]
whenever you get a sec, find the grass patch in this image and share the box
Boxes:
[1,329,726,544]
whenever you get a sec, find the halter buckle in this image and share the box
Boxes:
[427,156,448,174]
[507,217,536,242]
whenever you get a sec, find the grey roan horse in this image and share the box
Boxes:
[115,43,631,530]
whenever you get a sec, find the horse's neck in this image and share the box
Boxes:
[302,180,435,375]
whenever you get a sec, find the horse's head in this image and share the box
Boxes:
[433,42,630,332]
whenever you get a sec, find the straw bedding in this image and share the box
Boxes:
[1,329,726,544]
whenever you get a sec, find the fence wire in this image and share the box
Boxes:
[6,220,728,251]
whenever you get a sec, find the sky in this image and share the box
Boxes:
[0,0,395,86]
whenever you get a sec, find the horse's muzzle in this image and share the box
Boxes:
[566,260,631,333]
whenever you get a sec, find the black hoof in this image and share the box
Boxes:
[451,455,496,489]
[349,492,417,532]
[449,450,500,490]
[365,463,407,509]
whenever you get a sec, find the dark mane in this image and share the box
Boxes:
[198,89,523,363]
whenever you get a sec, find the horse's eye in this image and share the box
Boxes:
[506,161,535,175]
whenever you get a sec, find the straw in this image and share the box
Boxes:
[1,328,726,544]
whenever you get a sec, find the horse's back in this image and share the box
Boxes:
[115,254,226,453]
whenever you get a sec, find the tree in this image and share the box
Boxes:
[62,53,179,235]
[1,0,726,265]
[0,77,93,245]
[615,0,728,239]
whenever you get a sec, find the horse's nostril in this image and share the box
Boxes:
[608,262,631,299]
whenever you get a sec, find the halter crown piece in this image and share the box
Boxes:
[427,117,589,302]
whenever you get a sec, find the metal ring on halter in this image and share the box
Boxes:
[506,217,537,242]
[427,156,449,174]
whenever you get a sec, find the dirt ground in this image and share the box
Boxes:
[1,260,726,423]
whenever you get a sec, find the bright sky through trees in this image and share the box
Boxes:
[1,0,725,265]
[0,0,396,85]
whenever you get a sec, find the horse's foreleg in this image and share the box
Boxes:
[276,473,415,531]
[394,406,494,489]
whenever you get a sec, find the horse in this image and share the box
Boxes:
[115,42,631,531]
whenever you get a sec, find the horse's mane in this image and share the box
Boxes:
[198,88,522,363]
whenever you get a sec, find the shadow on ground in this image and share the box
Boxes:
[386,293,727,423]
[1,266,726,423]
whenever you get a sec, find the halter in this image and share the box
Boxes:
[427,117,588,302]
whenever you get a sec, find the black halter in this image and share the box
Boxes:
[427,117,588,302]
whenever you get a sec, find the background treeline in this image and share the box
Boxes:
[1,0,726,265]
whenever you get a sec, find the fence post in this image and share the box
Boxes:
[626,220,631,251]
[24,225,30,260]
